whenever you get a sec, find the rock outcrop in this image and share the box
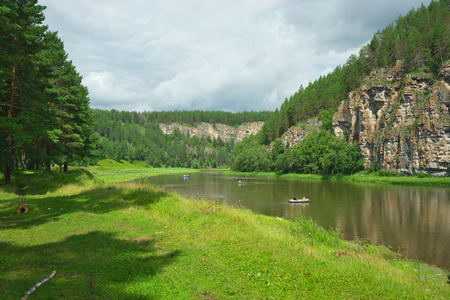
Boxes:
[333,61,450,176]
[280,118,322,148]
[158,122,264,143]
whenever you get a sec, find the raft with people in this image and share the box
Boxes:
[288,196,309,203]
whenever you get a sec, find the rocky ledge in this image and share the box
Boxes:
[158,122,264,143]
[333,61,450,176]
[280,118,322,148]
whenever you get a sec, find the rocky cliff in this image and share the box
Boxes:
[333,61,450,176]
[280,118,322,148]
[158,122,264,143]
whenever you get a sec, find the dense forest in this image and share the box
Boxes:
[91,109,260,168]
[231,0,450,175]
[0,1,95,184]
[92,109,273,127]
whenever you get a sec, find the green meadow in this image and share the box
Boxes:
[87,159,200,184]
[0,168,449,299]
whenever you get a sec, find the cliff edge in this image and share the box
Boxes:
[333,61,450,176]
[158,122,264,143]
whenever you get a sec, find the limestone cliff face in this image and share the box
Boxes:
[280,118,322,148]
[158,122,264,143]
[333,61,450,176]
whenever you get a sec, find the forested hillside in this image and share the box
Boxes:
[260,0,450,145]
[232,0,450,175]
[0,1,95,184]
[92,109,272,127]
[92,109,270,168]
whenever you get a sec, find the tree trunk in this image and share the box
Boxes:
[8,66,15,118]
[21,151,26,169]
[4,66,15,185]
[45,145,51,172]
[4,165,12,185]
[63,162,68,172]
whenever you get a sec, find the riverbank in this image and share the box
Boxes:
[224,170,450,186]
[0,170,448,299]
[87,159,201,183]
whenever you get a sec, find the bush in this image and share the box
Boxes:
[374,169,394,177]
[417,172,429,178]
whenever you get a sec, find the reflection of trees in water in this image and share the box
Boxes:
[151,173,450,269]
[346,187,449,269]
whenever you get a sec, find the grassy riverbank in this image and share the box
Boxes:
[224,170,450,186]
[87,159,200,183]
[0,170,449,299]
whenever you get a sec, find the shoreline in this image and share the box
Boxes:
[223,170,450,186]
[0,169,448,298]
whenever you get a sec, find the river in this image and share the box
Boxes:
[144,171,450,270]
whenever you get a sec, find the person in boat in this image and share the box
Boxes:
[293,197,297,200]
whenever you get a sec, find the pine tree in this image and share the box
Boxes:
[0,0,47,183]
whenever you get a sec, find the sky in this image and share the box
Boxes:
[38,0,431,112]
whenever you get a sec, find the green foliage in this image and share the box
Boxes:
[417,172,430,178]
[92,108,272,127]
[0,2,95,183]
[259,0,450,145]
[290,131,364,175]
[92,110,237,169]
[374,169,395,177]
[232,131,364,176]
[273,148,294,174]
[230,135,271,172]
[318,108,336,132]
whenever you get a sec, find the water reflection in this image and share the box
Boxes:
[144,172,450,270]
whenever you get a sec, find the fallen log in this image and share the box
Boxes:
[20,270,56,300]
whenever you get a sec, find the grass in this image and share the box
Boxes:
[87,159,200,183]
[224,170,450,186]
[0,170,449,299]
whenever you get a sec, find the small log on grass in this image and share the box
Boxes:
[16,205,29,214]
[20,270,56,300]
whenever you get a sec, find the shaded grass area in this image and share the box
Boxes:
[0,169,94,198]
[0,184,176,299]
[0,176,449,299]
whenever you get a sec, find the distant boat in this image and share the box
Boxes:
[288,197,309,203]
[238,180,247,184]
[183,174,190,178]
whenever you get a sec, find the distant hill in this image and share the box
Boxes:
[92,109,272,127]
[231,0,450,176]
[90,109,268,168]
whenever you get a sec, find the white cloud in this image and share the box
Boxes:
[39,0,432,112]
[83,71,143,107]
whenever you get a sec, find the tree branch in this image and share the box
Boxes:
[20,270,56,300]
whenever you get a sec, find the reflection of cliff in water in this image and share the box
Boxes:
[336,186,449,269]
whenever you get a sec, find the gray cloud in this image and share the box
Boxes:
[38,0,431,112]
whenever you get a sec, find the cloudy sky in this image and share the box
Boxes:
[38,0,430,112]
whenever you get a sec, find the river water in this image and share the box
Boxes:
[145,172,450,270]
